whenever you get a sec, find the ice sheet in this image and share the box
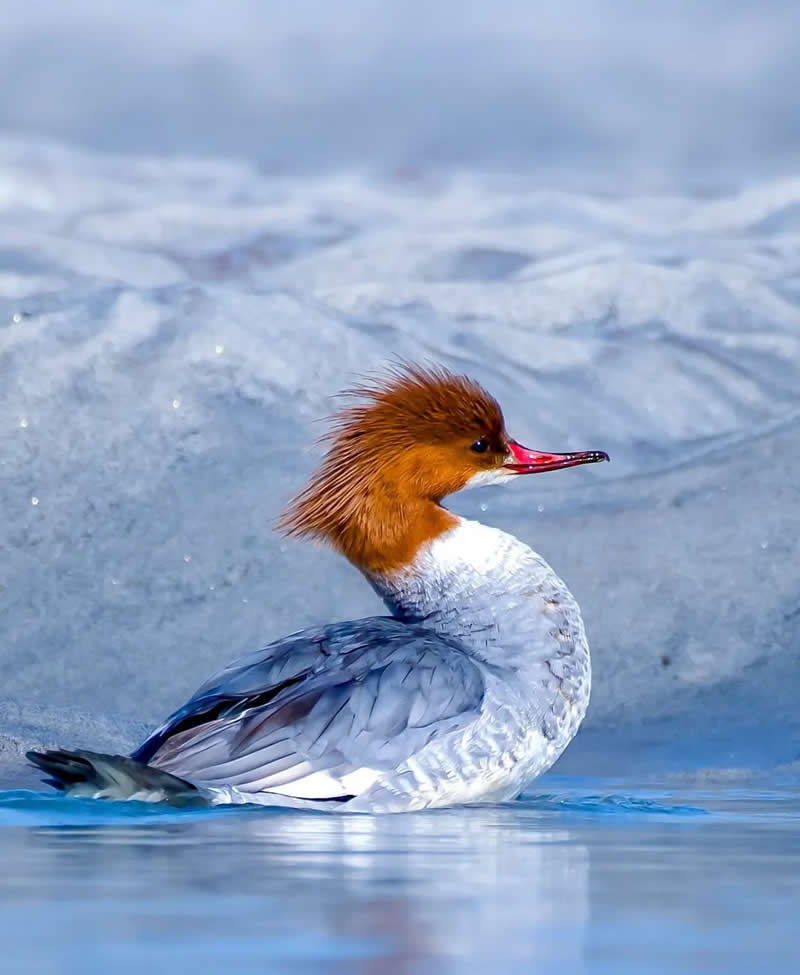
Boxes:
[1,0,800,784]
[1,137,799,783]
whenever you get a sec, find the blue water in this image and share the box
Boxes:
[3,776,799,974]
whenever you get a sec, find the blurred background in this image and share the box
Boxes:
[1,0,799,773]
[3,0,800,189]
[2,0,800,188]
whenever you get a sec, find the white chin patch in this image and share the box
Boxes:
[462,468,514,491]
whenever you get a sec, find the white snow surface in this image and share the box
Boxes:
[1,1,799,783]
[1,137,798,783]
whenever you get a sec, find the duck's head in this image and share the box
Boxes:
[279,364,608,574]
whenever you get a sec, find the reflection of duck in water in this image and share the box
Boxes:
[29,365,608,811]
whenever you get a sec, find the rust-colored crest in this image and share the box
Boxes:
[278,364,509,574]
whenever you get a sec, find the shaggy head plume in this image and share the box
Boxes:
[278,364,510,573]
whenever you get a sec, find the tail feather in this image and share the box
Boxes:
[26,748,202,804]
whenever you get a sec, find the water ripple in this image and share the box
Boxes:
[519,793,708,817]
[0,788,710,828]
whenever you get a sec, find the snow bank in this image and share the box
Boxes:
[1,138,799,783]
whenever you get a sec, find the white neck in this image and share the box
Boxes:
[367,516,588,672]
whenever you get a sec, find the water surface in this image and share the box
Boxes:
[3,777,798,974]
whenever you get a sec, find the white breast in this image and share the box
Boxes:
[365,516,593,805]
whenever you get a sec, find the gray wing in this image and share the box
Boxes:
[133,617,484,801]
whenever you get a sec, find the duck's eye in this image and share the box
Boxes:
[471,438,490,454]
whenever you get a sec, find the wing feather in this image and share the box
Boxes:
[135,617,484,801]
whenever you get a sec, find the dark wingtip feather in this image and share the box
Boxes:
[27,748,200,800]
[26,749,96,785]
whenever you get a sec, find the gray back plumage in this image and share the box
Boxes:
[129,518,590,808]
[135,617,484,799]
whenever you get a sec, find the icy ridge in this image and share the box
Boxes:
[1,139,799,780]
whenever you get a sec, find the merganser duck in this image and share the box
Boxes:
[28,365,608,812]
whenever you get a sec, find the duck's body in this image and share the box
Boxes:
[28,366,605,812]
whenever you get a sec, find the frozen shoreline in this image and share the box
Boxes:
[1,138,799,785]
